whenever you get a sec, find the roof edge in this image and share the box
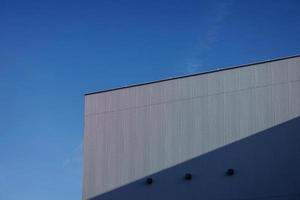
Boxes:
[85,54,300,96]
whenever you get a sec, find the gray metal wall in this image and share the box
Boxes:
[90,116,300,200]
[83,56,300,200]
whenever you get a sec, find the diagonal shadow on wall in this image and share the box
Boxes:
[90,116,300,200]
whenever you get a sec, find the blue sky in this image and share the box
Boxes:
[0,0,300,199]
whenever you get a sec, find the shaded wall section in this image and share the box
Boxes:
[91,116,300,200]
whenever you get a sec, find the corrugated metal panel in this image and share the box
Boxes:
[83,57,300,199]
[90,116,300,200]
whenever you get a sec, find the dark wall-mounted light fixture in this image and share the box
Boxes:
[226,168,235,176]
[146,177,153,184]
[185,173,192,180]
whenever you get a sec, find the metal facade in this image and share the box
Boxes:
[90,116,300,200]
[83,56,300,200]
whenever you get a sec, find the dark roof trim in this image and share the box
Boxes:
[85,54,300,96]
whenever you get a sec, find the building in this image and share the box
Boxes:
[83,55,300,200]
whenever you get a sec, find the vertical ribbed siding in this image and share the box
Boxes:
[83,56,300,199]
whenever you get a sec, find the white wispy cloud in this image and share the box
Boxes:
[186,61,204,74]
[63,142,83,169]
[186,0,234,73]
